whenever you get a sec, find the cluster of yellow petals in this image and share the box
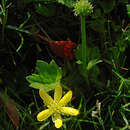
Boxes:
[37,85,79,128]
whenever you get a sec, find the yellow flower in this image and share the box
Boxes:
[37,85,79,128]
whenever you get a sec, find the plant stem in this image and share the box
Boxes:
[2,14,7,44]
[81,15,87,65]
[81,16,89,85]
[1,0,8,44]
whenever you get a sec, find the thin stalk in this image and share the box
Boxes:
[81,16,87,65]
[1,0,8,44]
[81,16,89,85]
[2,12,8,44]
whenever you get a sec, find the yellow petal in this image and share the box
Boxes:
[55,118,62,128]
[53,114,62,128]
[54,85,62,103]
[39,89,54,106]
[58,91,72,107]
[61,107,79,116]
[37,109,52,121]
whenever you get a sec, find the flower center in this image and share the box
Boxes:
[49,101,61,114]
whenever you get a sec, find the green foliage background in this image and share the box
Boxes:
[0,0,129,129]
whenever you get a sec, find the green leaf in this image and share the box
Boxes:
[56,0,75,8]
[88,18,106,33]
[75,44,82,61]
[76,60,83,65]
[88,47,101,60]
[75,46,101,63]
[86,59,102,70]
[26,60,62,91]
[89,65,100,82]
[92,8,102,19]
[36,60,62,82]
[35,4,56,17]
[29,82,60,92]
[100,0,116,14]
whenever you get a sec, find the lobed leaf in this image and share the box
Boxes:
[26,60,62,91]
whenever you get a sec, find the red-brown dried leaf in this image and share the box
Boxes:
[0,92,19,128]
[35,33,77,60]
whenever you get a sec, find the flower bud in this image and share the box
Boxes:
[73,0,93,16]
